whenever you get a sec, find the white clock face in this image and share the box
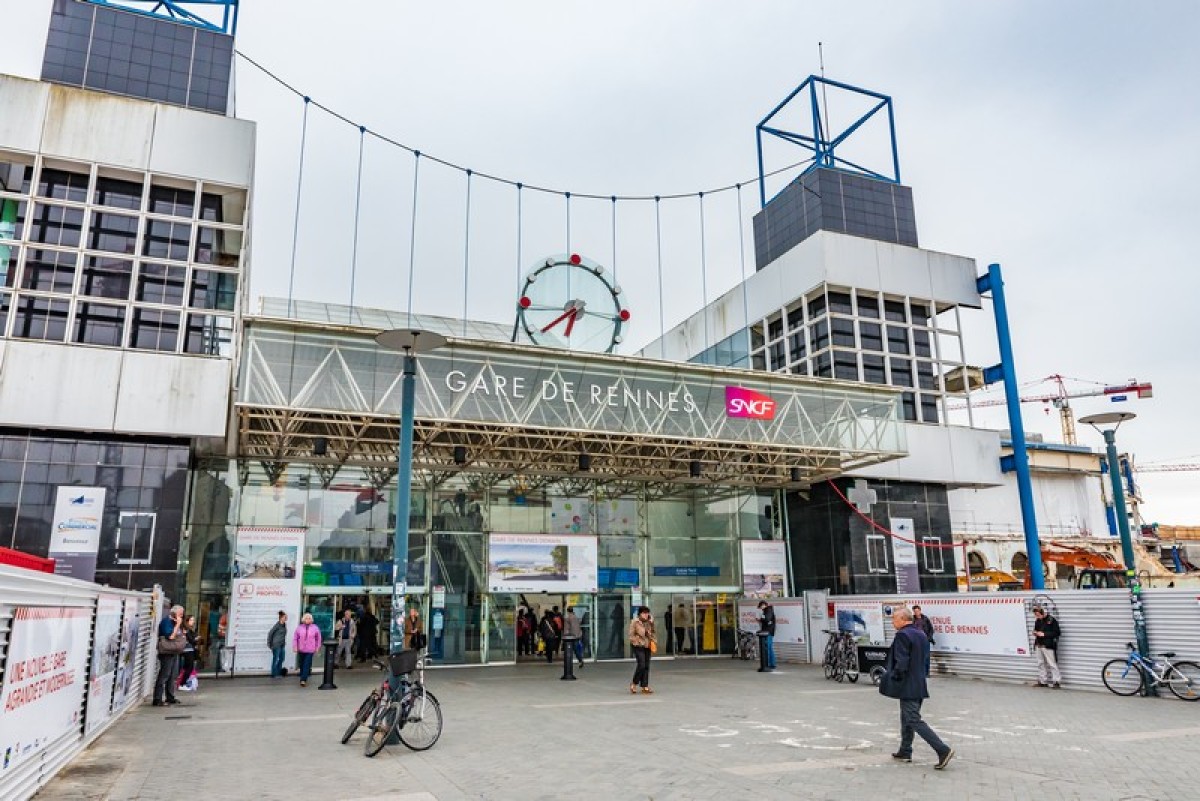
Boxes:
[518,254,629,353]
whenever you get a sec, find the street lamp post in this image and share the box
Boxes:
[375,328,445,654]
[1079,412,1152,673]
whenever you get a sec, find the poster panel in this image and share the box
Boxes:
[833,600,886,645]
[0,607,91,776]
[227,527,305,673]
[111,598,142,712]
[48,486,107,581]
[487,533,598,593]
[85,595,124,735]
[737,598,806,645]
[890,518,921,594]
[740,540,788,598]
[894,596,1030,656]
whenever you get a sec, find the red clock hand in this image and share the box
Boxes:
[563,307,579,337]
[540,307,575,334]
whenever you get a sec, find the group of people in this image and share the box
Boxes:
[153,605,200,706]
[517,605,588,668]
[269,603,424,687]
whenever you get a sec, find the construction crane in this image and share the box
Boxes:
[1133,463,1200,473]
[949,375,1153,445]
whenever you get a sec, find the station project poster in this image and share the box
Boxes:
[896,596,1030,656]
[0,607,91,777]
[487,533,598,593]
[740,540,788,598]
[227,527,305,673]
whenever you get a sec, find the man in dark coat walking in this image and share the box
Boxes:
[880,605,954,769]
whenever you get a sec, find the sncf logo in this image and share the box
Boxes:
[725,386,776,420]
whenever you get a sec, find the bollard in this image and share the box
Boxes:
[318,640,338,690]
[560,636,578,681]
[757,632,770,672]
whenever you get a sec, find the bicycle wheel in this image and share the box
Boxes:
[341,692,378,744]
[870,666,886,686]
[843,649,860,683]
[1101,658,1143,696]
[1165,661,1200,701]
[364,702,398,757]
[398,688,443,751]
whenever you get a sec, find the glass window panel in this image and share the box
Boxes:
[88,211,139,254]
[199,189,247,225]
[73,302,126,347]
[788,330,806,360]
[767,316,783,341]
[807,293,826,319]
[94,176,143,210]
[22,249,77,293]
[829,291,853,315]
[913,328,932,357]
[37,167,89,203]
[812,319,830,351]
[0,159,34,193]
[887,325,910,354]
[786,304,804,330]
[130,307,180,351]
[814,351,832,378]
[900,391,917,422]
[859,321,882,351]
[890,358,913,387]
[790,361,808,376]
[80,255,133,299]
[917,360,937,390]
[183,313,233,356]
[857,293,879,318]
[148,184,195,218]
[0,291,10,334]
[920,394,940,425]
[485,487,543,533]
[769,340,786,370]
[910,302,931,324]
[749,327,764,350]
[12,296,70,341]
[189,268,237,310]
[884,299,907,322]
[0,245,16,290]
[863,354,886,385]
[29,204,84,247]
[833,349,858,380]
[831,317,856,347]
[142,219,191,260]
[137,262,186,305]
[751,352,766,371]
[1,198,28,244]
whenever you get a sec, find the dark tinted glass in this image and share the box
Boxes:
[37,168,89,202]
[74,302,126,346]
[94,177,143,210]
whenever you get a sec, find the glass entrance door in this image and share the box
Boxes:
[596,592,630,659]
[667,594,737,656]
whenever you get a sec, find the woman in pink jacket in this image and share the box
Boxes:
[293,613,323,687]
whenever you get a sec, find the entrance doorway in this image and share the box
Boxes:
[509,593,599,663]
[664,594,737,656]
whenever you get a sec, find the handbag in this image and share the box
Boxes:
[649,639,658,655]
[158,634,186,655]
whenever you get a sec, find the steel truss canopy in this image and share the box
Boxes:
[83,0,239,35]
[236,309,907,489]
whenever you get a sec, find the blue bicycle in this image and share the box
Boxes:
[1101,642,1200,700]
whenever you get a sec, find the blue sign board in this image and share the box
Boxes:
[598,568,641,589]
[652,566,720,577]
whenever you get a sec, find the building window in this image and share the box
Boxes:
[859,321,882,352]
[0,245,16,289]
[913,328,932,357]
[890,358,913,387]
[74,302,126,347]
[814,352,832,378]
[37,167,89,203]
[149,185,195,218]
[768,316,784,341]
[29,204,84,248]
[751,351,766,371]
[788,330,806,361]
[808,293,827,319]
[863,354,886,385]
[199,192,225,223]
[194,227,242,267]
[115,512,156,564]
[829,290,853,315]
[89,211,139,254]
[94,177,144,211]
[12,296,70,341]
[917,361,937,391]
[769,340,786,370]
[0,159,34,193]
[184,313,233,356]
[910,302,931,325]
[886,325,910,354]
[1,198,28,244]
[884,299,906,322]
[833,349,858,380]
[22,249,77,293]
[130,308,180,352]
[142,219,191,261]
[80,256,133,300]
[1011,552,1028,579]
[790,361,808,376]
[920,394,940,424]
[832,317,856,347]
[786,304,804,330]
[900,391,917,422]
[189,269,238,311]
[921,537,945,572]
[812,319,830,351]
[137,263,186,305]
[867,534,890,574]
[967,551,986,574]
[857,293,879,318]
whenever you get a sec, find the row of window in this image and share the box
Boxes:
[866,533,946,573]
[765,289,937,342]
[765,319,936,367]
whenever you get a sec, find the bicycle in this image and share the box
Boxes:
[342,649,444,756]
[1101,642,1200,701]
[732,629,758,661]
[821,629,859,683]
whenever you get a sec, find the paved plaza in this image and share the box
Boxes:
[38,658,1198,801]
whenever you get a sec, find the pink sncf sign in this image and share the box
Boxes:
[725,386,776,420]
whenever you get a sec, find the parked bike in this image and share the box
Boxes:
[1101,642,1200,701]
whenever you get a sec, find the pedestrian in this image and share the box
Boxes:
[177,614,199,689]
[563,607,584,668]
[1032,606,1062,688]
[405,607,426,650]
[334,608,357,669]
[912,604,935,677]
[628,606,656,694]
[268,610,288,678]
[675,602,693,654]
[357,606,378,662]
[663,605,674,654]
[153,605,185,707]
[293,612,322,687]
[540,609,560,664]
[757,600,777,672]
[879,606,954,769]
[517,606,531,655]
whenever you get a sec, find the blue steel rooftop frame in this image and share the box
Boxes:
[83,0,239,35]
[756,76,901,207]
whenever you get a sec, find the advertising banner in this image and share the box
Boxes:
[111,598,142,713]
[227,527,305,673]
[833,600,886,645]
[737,599,806,645]
[740,540,788,598]
[487,533,598,593]
[85,595,124,735]
[890,518,921,594]
[48,486,107,582]
[893,596,1030,656]
[0,607,91,776]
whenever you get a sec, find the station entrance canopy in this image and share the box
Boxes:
[235,314,906,488]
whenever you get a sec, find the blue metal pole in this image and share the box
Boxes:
[390,352,417,653]
[978,263,1044,589]
[1101,429,1152,664]
[756,126,767,208]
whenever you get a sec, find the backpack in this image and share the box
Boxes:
[539,618,557,640]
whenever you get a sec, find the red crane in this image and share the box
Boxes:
[949,375,1153,445]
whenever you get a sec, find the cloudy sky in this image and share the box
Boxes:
[4,1,1198,523]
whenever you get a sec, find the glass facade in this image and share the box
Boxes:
[0,152,246,355]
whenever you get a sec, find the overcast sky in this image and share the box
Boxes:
[4,1,1198,524]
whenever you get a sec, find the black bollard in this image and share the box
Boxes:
[318,640,338,690]
[560,636,578,680]
[757,632,770,672]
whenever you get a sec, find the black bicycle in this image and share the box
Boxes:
[341,649,443,756]
[732,629,758,661]
[821,629,859,683]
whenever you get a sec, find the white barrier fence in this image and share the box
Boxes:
[795,588,1200,694]
[0,565,158,801]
